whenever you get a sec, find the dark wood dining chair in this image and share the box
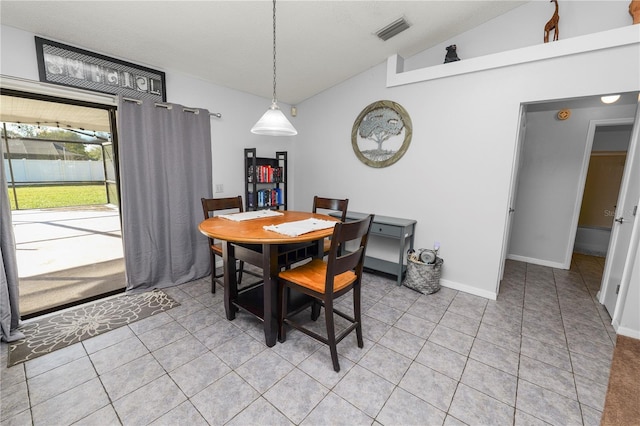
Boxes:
[278,214,373,372]
[312,196,348,256]
[201,196,256,293]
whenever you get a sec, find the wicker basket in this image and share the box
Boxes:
[403,254,443,295]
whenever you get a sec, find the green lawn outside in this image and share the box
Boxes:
[8,184,108,210]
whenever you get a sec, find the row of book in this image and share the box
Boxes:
[247,165,284,183]
[248,188,284,208]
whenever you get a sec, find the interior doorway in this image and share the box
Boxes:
[1,90,125,318]
[574,124,632,257]
[503,92,639,326]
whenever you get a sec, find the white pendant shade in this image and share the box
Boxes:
[251,102,297,136]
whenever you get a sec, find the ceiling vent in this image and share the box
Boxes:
[375,17,410,41]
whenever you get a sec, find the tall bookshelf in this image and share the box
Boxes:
[244,148,287,211]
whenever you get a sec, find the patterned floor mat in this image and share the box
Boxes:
[7,290,179,367]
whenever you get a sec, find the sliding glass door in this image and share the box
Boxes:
[1,90,124,318]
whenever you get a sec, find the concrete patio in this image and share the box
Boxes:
[11,205,125,316]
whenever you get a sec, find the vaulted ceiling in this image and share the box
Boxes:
[1,1,526,105]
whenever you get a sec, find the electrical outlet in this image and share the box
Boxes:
[215,184,223,193]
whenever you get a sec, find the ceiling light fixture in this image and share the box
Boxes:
[601,94,621,104]
[251,0,297,136]
[376,17,411,41]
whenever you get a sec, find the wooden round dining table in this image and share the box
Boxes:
[198,210,338,346]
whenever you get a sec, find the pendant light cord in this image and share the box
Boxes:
[272,0,277,104]
[251,0,296,134]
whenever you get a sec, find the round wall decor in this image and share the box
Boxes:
[351,100,412,168]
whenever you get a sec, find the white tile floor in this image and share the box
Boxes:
[1,254,615,425]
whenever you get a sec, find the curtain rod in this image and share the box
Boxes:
[122,97,222,118]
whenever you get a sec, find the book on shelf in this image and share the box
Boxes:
[249,188,284,208]
[248,165,284,183]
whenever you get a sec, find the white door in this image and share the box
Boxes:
[601,101,640,316]
[498,105,527,288]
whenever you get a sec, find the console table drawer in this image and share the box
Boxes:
[331,211,417,285]
[371,223,403,238]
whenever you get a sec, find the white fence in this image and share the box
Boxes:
[4,159,105,183]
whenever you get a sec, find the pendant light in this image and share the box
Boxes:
[251,0,297,136]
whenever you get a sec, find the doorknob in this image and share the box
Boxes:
[509,208,515,213]
[615,217,625,224]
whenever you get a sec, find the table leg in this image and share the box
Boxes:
[262,243,278,347]
[223,242,238,320]
[310,238,322,320]
[397,232,407,285]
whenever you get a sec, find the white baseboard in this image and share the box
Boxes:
[507,254,567,270]
[612,320,640,340]
[440,279,497,301]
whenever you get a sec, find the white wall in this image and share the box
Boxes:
[166,71,296,204]
[403,1,631,71]
[0,24,296,209]
[593,125,634,151]
[509,103,637,267]
[293,2,639,300]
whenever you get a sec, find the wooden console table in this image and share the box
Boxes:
[332,211,416,285]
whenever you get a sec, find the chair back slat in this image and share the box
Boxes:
[312,196,348,222]
[200,195,249,294]
[201,196,244,219]
[332,246,364,276]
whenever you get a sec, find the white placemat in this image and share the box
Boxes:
[219,210,284,221]
[263,218,336,237]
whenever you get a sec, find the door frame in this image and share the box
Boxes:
[612,199,640,333]
[564,117,635,269]
[1,76,124,318]
[497,104,527,292]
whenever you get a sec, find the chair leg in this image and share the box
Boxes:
[278,282,288,343]
[354,285,363,348]
[311,301,320,321]
[324,298,340,372]
[210,252,217,294]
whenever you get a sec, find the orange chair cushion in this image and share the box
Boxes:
[279,259,357,294]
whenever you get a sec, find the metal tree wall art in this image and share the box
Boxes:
[360,108,403,151]
[351,100,412,168]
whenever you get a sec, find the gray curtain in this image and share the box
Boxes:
[0,149,24,342]
[118,98,212,291]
